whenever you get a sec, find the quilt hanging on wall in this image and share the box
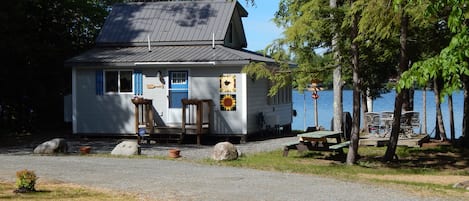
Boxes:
[220,94,236,111]
[219,74,237,111]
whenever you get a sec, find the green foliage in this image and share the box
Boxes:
[0,0,120,129]
[271,0,400,98]
[15,169,37,192]
[242,62,272,81]
[341,0,404,98]
[398,0,469,98]
[273,0,344,90]
[241,60,292,96]
[353,0,400,41]
[242,0,342,95]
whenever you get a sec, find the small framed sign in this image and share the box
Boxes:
[220,74,236,93]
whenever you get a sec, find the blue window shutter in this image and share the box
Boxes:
[96,69,104,95]
[134,70,143,96]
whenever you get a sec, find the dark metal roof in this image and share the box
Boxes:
[65,45,275,66]
[96,1,247,46]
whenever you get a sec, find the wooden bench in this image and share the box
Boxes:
[283,141,351,157]
[328,141,351,154]
[283,141,313,157]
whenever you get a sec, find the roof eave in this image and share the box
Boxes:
[96,40,225,47]
[66,60,254,68]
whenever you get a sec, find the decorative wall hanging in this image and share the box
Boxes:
[220,74,236,93]
[220,94,236,111]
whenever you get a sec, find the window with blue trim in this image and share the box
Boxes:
[169,71,188,108]
[96,70,142,95]
[102,70,133,94]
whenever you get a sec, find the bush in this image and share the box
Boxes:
[15,169,37,193]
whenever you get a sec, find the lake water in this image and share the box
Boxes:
[292,90,464,139]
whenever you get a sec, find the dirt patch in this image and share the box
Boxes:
[358,174,469,185]
[421,140,453,148]
[357,140,469,172]
[400,141,469,171]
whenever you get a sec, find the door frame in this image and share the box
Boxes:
[166,70,190,125]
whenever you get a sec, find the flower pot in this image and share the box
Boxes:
[168,149,181,158]
[79,146,91,154]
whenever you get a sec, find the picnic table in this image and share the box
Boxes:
[283,130,350,157]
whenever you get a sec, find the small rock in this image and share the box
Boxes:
[453,180,469,190]
[111,141,140,156]
[212,142,238,161]
[33,138,68,154]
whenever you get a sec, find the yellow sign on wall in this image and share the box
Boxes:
[220,94,236,111]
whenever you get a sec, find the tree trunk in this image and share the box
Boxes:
[384,3,409,162]
[367,91,373,112]
[433,77,447,141]
[361,92,369,134]
[448,94,455,143]
[384,89,405,161]
[402,88,412,112]
[402,88,414,112]
[462,75,469,147]
[435,117,440,140]
[331,0,343,133]
[346,0,360,165]
[422,87,427,134]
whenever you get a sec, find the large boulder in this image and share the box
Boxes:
[33,138,69,154]
[212,142,238,161]
[111,140,140,156]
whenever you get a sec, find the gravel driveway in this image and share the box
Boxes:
[0,137,457,201]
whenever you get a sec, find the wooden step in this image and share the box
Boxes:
[148,133,183,144]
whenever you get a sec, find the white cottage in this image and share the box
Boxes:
[66,1,292,143]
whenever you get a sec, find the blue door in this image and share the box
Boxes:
[168,71,188,124]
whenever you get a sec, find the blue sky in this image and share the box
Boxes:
[241,0,283,52]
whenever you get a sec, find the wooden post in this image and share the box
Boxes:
[135,104,140,143]
[132,98,155,144]
[182,100,187,134]
[148,100,154,134]
[135,104,139,134]
[206,100,211,130]
[314,92,319,128]
[196,101,203,145]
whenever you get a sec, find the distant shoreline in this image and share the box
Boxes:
[292,89,464,139]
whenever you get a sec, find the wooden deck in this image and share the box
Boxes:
[147,125,209,144]
[359,134,430,148]
[359,135,390,147]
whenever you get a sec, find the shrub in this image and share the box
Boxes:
[15,169,37,192]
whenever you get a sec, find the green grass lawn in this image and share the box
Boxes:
[201,145,469,199]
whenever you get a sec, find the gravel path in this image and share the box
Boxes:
[0,136,301,160]
[0,137,458,201]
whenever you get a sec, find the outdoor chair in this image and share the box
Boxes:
[400,111,420,138]
[380,111,394,137]
[364,112,380,136]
